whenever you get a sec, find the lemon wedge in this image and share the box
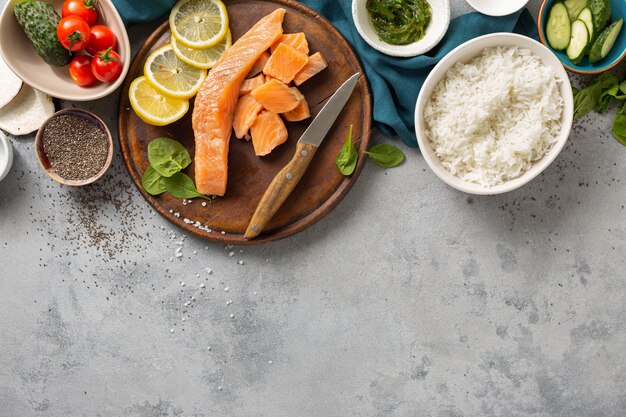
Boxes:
[144,45,207,99]
[170,0,229,49]
[129,76,189,126]
[171,29,232,69]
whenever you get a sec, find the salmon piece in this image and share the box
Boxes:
[270,33,309,54]
[192,9,285,196]
[239,74,265,96]
[283,98,310,122]
[250,111,288,156]
[248,51,270,77]
[293,52,328,86]
[233,94,264,139]
[250,78,304,113]
[263,43,308,84]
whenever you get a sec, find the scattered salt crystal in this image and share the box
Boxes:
[175,253,183,258]
[182,317,186,322]
[224,287,229,292]
[169,328,174,333]
[238,260,244,265]
[207,346,211,350]
[226,300,232,305]
[193,250,197,255]
[218,386,222,390]
[221,231,226,235]
[200,283,206,288]
[205,268,213,274]
[229,314,234,318]
[202,202,207,207]
[253,292,257,295]
[181,282,185,286]
[205,246,209,250]
[228,251,234,257]
[268,360,273,364]
[184,301,190,307]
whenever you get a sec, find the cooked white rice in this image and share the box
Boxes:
[423,46,563,188]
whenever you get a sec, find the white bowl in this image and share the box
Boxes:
[352,0,450,57]
[465,0,529,16]
[414,33,574,195]
[0,130,13,182]
[0,0,131,102]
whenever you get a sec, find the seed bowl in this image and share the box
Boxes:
[35,108,113,186]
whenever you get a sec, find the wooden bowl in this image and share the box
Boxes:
[0,0,131,101]
[35,109,114,186]
[118,0,373,245]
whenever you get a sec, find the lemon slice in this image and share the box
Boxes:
[144,45,207,99]
[171,29,232,69]
[129,76,189,126]
[170,0,229,49]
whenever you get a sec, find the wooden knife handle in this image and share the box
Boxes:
[245,142,318,239]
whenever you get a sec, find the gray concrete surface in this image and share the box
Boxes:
[1,1,625,416]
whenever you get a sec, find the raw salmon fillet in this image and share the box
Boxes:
[251,78,304,113]
[283,98,310,122]
[248,51,270,78]
[270,33,309,54]
[250,111,288,156]
[263,43,308,84]
[192,8,285,196]
[239,74,265,96]
[293,52,328,86]
[233,94,263,139]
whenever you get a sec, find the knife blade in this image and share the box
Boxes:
[244,73,361,239]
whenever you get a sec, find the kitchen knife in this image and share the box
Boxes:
[244,73,360,239]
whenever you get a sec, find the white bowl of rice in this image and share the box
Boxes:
[415,33,574,195]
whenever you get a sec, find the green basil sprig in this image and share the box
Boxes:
[148,137,192,177]
[336,125,406,175]
[142,137,210,201]
[336,125,358,176]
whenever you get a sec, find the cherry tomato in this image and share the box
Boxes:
[57,16,91,52]
[69,55,97,87]
[62,0,98,26]
[91,47,122,82]
[86,25,117,56]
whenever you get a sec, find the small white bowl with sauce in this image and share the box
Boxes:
[465,0,529,16]
[0,130,13,182]
[352,0,451,57]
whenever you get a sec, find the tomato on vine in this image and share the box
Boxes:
[86,25,117,56]
[62,0,98,26]
[57,16,91,52]
[69,55,97,87]
[91,47,122,82]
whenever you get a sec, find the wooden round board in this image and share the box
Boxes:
[118,0,372,245]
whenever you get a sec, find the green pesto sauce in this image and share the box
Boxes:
[366,0,432,46]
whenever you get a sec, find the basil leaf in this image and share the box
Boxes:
[336,125,358,176]
[595,73,619,89]
[574,82,602,120]
[365,144,405,167]
[162,172,211,201]
[148,137,192,178]
[620,80,626,96]
[612,114,626,147]
[141,166,166,195]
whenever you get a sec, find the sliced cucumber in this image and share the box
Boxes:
[567,20,590,63]
[589,18,624,63]
[564,0,588,21]
[578,7,594,39]
[547,3,572,50]
[588,0,611,34]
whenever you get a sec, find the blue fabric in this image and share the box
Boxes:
[113,0,538,148]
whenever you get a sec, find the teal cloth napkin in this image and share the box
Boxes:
[112,0,538,148]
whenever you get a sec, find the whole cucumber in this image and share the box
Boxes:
[14,0,72,67]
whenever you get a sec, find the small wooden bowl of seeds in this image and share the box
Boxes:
[35,109,113,186]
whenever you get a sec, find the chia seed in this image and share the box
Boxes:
[42,114,108,181]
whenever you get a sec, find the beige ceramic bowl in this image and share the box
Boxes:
[0,0,130,101]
